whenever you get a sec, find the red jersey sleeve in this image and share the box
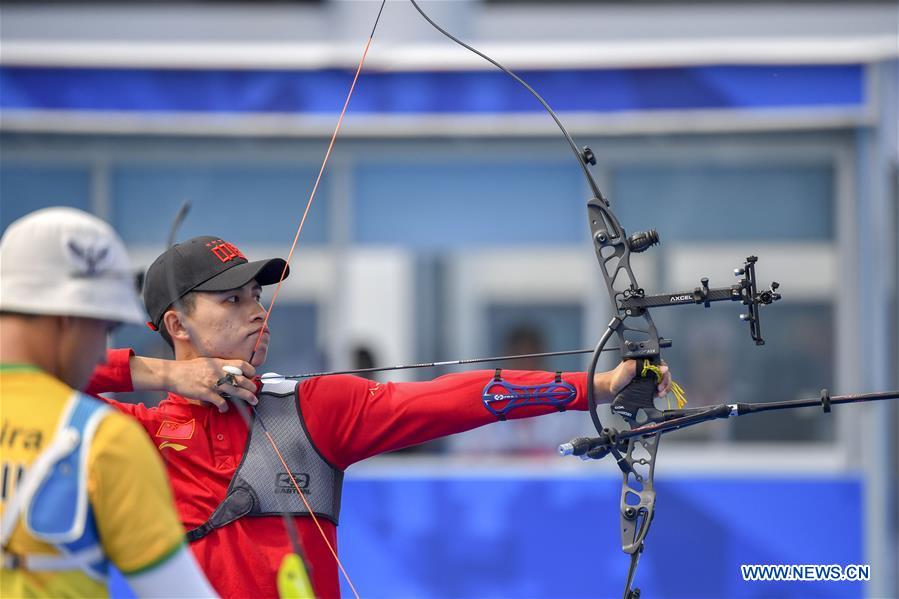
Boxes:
[85,348,135,395]
[298,370,588,469]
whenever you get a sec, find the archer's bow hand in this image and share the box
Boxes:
[599,360,671,402]
[130,355,258,411]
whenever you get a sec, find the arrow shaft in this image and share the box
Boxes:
[286,348,593,379]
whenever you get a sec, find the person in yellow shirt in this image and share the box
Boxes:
[0,207,217,598]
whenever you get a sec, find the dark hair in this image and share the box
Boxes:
[158,292,198,350]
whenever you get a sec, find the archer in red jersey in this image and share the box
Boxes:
[87,235,671,598]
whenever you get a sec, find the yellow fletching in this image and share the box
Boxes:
[277,553,316,599]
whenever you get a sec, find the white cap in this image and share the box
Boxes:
[0,207,146,324]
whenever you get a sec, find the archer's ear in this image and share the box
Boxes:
[162,310,191,342]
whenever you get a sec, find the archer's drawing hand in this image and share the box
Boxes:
[130,355,258,411]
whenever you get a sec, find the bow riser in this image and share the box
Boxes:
[587,198,662,360]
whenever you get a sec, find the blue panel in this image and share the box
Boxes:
[108,567,136,599]
[339,475,864,599]
[109,164,328,245]
[0,165,92,231]
[0,65,864,115]
[352,162,585,248]
[611,164,834,241]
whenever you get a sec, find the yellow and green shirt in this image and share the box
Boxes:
[0,364,186,598]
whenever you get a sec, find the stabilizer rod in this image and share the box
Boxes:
[562,389,899,457]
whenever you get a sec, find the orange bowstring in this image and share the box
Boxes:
[252,1,384,361]
[249,4,387,597]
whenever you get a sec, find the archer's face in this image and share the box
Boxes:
[180,280,270,367]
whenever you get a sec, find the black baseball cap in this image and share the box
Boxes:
[142,235,288,331]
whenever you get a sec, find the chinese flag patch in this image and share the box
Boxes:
[156,419,195,440]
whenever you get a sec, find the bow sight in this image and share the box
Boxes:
[617,254,782,345]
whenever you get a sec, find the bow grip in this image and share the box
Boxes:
[611,357,662,422]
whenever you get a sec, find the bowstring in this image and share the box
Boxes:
[243,3,388,597]
[250,0,387,365]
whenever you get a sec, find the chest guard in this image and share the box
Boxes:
[1,392,112,581]
[187,375,344,542]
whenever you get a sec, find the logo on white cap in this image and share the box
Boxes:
[66,239,112,278]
